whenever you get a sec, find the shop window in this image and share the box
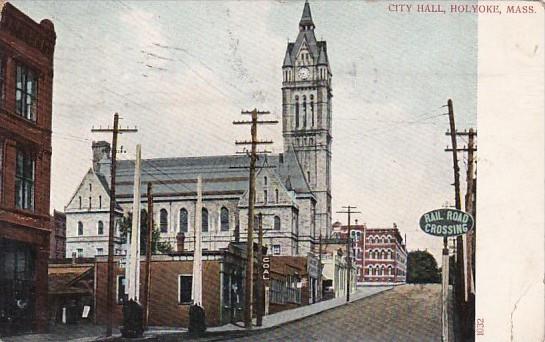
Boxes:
[178,275,193,304]
[15,64,38,121]
[15,150,35,210]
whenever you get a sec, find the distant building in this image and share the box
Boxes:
[321,251,356,299]
[0,2,56,334]
[332,221,407,285]
[49,210,66,260]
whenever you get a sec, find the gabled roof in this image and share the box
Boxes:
[113,147,313,201]
[283,44,294,67]
[65,168,115,209]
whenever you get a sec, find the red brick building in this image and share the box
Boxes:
[0,2,56,335]
[332,222,407,285]
[49,210,66,260]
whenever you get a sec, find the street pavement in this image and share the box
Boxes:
[226,284,454,342]
[1,285,451,342]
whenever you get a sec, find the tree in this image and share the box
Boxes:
[119,210,173,254]
[406,250,440,283]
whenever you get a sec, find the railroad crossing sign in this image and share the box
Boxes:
[419,208,474,237]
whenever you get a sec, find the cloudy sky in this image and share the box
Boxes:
[13,0,477,263]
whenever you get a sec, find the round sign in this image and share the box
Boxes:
[419,208,474,237]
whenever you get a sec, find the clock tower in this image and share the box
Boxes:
[282,1,332,238]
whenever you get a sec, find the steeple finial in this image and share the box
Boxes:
[299,0,314,31]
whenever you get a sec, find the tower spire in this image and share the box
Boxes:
[299,0,315,31]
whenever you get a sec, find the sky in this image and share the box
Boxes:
[13,0,477,263]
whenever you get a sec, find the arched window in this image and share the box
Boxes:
[388,266,393,276]
[78,221,83,236]
[202,208,209,232]
[274,216,281,231]
[295,96,299,128]
[387,250,392,259]
[381,250,386,259]
[380,266,385,276]
[302,95,307,128]
[160,209,168,233]
[98,221,104,235]
[310,94,314,127]
[275,189,279,203]
[220,207,229,231]
[179,208,188,233]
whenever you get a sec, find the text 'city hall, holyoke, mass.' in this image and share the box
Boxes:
[65,1,333,261]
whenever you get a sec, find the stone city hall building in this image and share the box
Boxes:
[0,2,56,335]
[65,1,333,260]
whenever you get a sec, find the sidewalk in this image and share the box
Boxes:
[0,286,391,342]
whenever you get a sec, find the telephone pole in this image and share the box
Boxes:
[233,109,277,329]
[444,99,477,341]
[465,129,476,297]
[143,182,153,329]
[91,113,137,336]
[336,206,361,302]
[256,213,264,327]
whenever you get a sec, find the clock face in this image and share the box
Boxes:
[298,67,310,80]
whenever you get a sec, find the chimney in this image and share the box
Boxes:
[92,141,111,173]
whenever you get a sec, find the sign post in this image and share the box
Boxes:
[419,208,474,342]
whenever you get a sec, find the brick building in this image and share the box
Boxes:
[49,210,66,260]
[332,222,407,285]
[0,2,56,335]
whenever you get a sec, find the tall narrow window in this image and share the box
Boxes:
[0,139,3,199]
[295,96,299,129]
[264,190,268,204]
[179,275,193,304]
[15,150,35,210]
[310,95,314,127]
[179,208,188,233]
[16,64,38,121]
[0,58,4,105]
[302,95,307,128]
[78,221,83,236]
[88,196,92,209]
[220,207,229,231]
[264,176,268,186]
[274,216,281,231]
[99,195,102,208]
[160,209,168,233]
[275,189,279,203]
[89,183,92,191]
[202,208,209,232]
[117,275,126,304]
[98,221,104,235]
[79,196,82,209]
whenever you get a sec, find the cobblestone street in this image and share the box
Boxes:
[229,284,454,342]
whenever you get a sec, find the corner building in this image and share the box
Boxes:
[0,2,56,334]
